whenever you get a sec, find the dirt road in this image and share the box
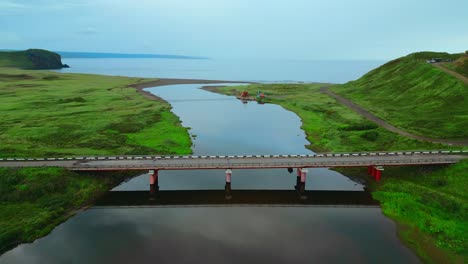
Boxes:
[433,63,468,85]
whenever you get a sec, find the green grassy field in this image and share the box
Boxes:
[0,68,191,157]
[331,52,467,139]
[212,83,448,152]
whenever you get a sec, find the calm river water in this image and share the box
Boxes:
[0,58,420,263]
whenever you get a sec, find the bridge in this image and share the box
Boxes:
[1,150,466,198]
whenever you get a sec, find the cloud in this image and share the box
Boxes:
[78,27,99,35]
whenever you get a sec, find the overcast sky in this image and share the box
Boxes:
[1,0,467,60]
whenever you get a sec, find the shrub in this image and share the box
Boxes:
[360,131,379,141]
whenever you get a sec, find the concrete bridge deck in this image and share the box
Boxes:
[0,150,466,171]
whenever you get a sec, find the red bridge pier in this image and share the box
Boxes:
[149,170,159,194]
[368,166,384,181]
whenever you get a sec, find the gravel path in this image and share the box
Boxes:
[433,62,468,85]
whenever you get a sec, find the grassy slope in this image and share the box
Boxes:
[214,83,447,152]
[331,52,467,139]
[0,51,34,69]
[0,66,192,253]
[0,49,66,69]
[445,54,468,78]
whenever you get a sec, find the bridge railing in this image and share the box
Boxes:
[0,150,466,162]
[71,158,461,169]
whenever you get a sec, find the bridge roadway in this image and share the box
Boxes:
[0,150,466,171]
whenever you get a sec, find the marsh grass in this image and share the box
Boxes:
[0,67,192,157]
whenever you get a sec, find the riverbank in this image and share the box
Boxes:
[206,83,451,152]
[207,83,467,263]
[0,69,217,254]
[0,168,140,253]
[337,161,467,264]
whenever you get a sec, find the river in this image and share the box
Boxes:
[0,58,420,263]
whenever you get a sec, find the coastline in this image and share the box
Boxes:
[129,78,253,101]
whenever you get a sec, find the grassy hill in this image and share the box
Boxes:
[0,49,68,69]
[446,52,468,77]
[331,51,467,139]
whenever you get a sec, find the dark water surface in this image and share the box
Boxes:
[0,83,420,263]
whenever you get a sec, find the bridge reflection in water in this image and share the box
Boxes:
[93,190,380,208]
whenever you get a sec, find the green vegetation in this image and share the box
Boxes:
[0,68,191,157]
[0,167,137,253]
[0,56,192,253]
[213,83,446,152]
[0,49,68,69]
[340,161,467,263]
[331,51,468,139]
[445,53,468,78]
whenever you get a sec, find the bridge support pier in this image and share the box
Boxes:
[225,169,232,199]
[299,168,308,200]
[368,166,383,181]
[295,168,302,190]
[149,170,159,194]
[375,166,383,181]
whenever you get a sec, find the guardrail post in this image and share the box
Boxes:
[225,169,232,199]
[149,170,159,194]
